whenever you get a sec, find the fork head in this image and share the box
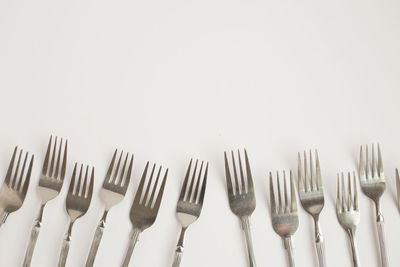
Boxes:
[358,144,386,203]
[65,163,94,222]
[100,149,133,210]
[130,162,168,231]
[0,147,34,214]
[297,150,324,217]
[224,149,256,217]
[269,170,299,238]
[176,159,208,228]
[336,172,360,232]
[38,136,68,203]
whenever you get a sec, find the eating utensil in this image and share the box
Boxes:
[23,136,67,267]
[224,149,257,267]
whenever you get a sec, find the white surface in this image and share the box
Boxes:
[0,0,400,266]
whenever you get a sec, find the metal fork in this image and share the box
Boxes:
[0,147,34,227]
[57,163,94,267]
[172,159,208,267]
[359,144,388,267]
[297,150,326,267]
[122,162,168,267]
[85,150,133,267]
[23,136,67,267]
[269,170,299,267]
[224,149,257,267]
[336,172,360,267]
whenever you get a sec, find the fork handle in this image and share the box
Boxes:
[376,219,388,267]
[57,222,74,267]
[284,237,295,267]
[348,230,360,267]
[314,220,326,267]
[121,228,141,267]
[86,211,108,267]
[23,204,45,267]
[172,227,187,267]
[241,216,257,267]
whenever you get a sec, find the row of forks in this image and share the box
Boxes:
[224,145,391,267]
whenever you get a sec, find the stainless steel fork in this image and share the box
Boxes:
[23,136,67,267]
[269,171,299,267]
[85,150,133,267]
[0,147,34,227]
[336,172,360,267]
[172,159,208,267]
[122,162,168,267]
[224,149,257,267]
[359,144,388,267]
[57,163,94,267]
[297,150,326,267]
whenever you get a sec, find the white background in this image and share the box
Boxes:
[0,0,400,266]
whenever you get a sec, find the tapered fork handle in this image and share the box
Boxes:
[172,227,187,267]
[376,220,388,267]
[348,230,360,267]
[121,228,141,267]
[85,221,105,267]
[23,204,45,267]
[58,222,74,267]
[284,237,295,267]
[241,216,257,267]
[314,220,326,267]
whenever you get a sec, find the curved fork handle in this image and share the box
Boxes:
[85,222,105,267]
[122,228,141,267]
[241,216,257,267]
[22,224,41,267]
[377,220,388,267]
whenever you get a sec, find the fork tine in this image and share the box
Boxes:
[277,171,282,213]
[87,167,95,199]
[187,160,198,201]
[310,150,316,190]
[60,140,68,180]
[148,166,162,206]
[16,152,28,191]
[372,144,377,178]
[152,169,168,212]
[142,164,156,204]
[284,171,289,213]
[75,164,83,195]
[42,136,52,176]
[315,150,322,189]
[198,162,208,205]
[366,145,371,179]
[82,166,89,197]
[193,161,204,202]
[118,153,128,186]
[11,150,22,189]
[179,159,192,201]
[244,149,254,193]
[49,136,57,177]
[224,152,234,197]
[353,172,358,210]
[304,151,310,192]
[297,152,304,192]
[238,150,246,193]
[290,170,297,212]
[22,154,33,195]
[68,164,77,195]
[105,149,117,184]
[133,162,149,204]
[347,172,353,210]
[4,147,17,186]
[122,154,134,190]
[111,151,123,184]
[377,143,384,177]
[269,172,276,214]
[341,173,347,212]
[231,151,240,194]
[54,138,62,179]
[359,146,365,181]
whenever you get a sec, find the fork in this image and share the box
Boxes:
[23,136,67,267]
[85,150,133,267]
[57,163,94,267]
[224,149,257,267]
[171,159,208,267]
[336,172,360,267]
[0,147,34,227]
[359,144,388,267]
[297,150,326,267]
[122,162,168,267]
[269,170,299,267]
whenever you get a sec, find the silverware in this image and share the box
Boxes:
[336,172,360,267]
[57,163,94,267]
[359,144,388,267]
[0,146,34,227]
[297,150,326,267]
[172,159,208,267]
[224,149,257,267]
[85,149,133,267]
[269,170,299,267]
[122,162,168,267]
[23,136,67,267]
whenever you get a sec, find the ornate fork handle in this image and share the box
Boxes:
[241,216,257,267]
[23,204,45,267]
[122,228,141,267]
[58,222,74,267]
[172,227,187,267]
[314,219,326,267]
[347,230,360,267]
[376,216,388,267]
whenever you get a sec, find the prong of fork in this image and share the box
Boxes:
[49,137,57,178]
[270,172,276,214]
[341,173,347,212]
[224,152,234,197]
[16,152,28,191]
[359,146,365,181]
[75,165,83,195]
[152,169,168,211]
[133,162,149,204]
[69,164,77,195]
[348,173,353,211]
[192,161,204,202]
[310,150,316,191]
[142,164,156,205]
[277,171,282,214]
[186,161,198,201]
[315,150,322,190]
[87,167,94,200]
[290,171,297,212]
[284,171,289,213]
[121,155,134,190]
[198,163,208,205]
[297,153,304,193]
[238,151,246,194]
[147,167,162,207]
[377,144,383,177]
[179,160,192,202]
[244,149,254,194]
[118,153,128,186]
[11,150,23,189]
[304,151,310,192]
[353,172,358,211]
[42,137,52,176]
[82,166,89,197]
[231,151,240,195]
[105,150,117,184]
[111,151,123,185]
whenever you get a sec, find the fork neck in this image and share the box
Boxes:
[65,221,75,242]
[35,203,46,227]
[312,215,323,243]
[176,227,187,253]
[374,200,384,223]
[99,210,109,228]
